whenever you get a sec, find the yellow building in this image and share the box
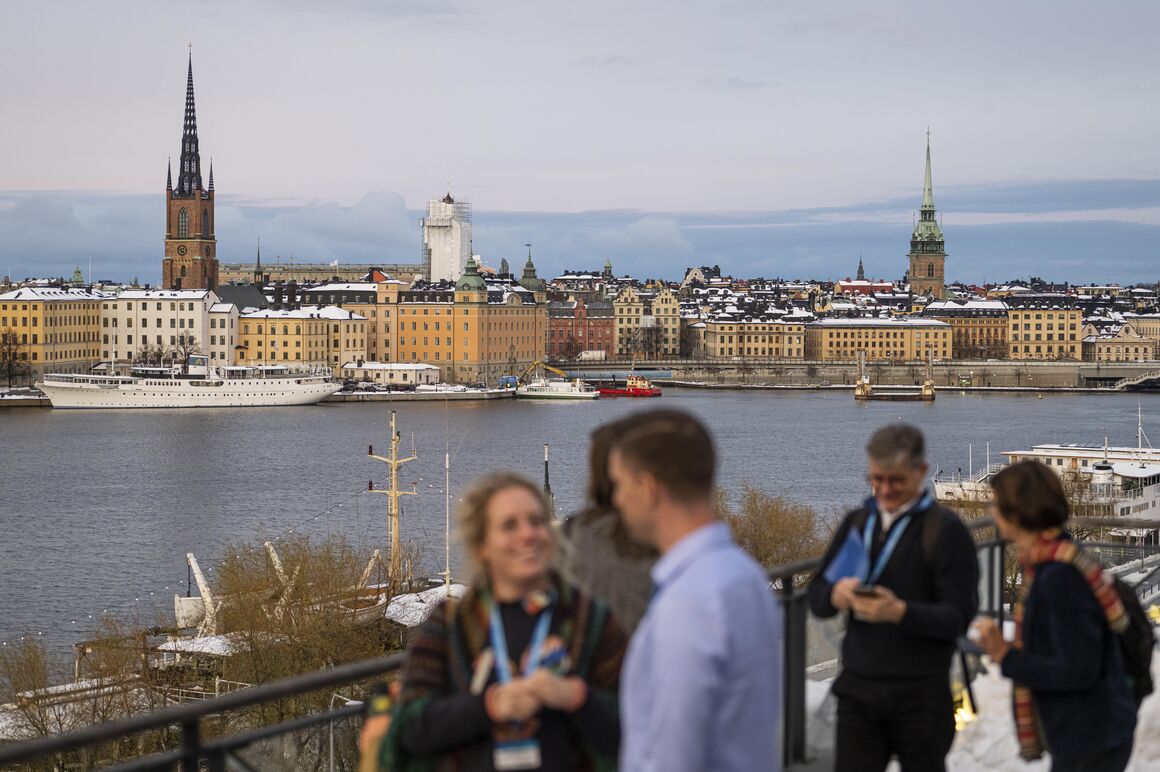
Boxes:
[299,277,408,363]
[393,261,545,384]
[704,317,805,359]
[1081,323,1156,363]
[613,285,680,358]
[923,300,1008,359]
[0,287,107,379]
[237,305,365,370]
[805,318,952,362]
[1007,302,1081,360]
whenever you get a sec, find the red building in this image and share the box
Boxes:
[547,298,614,359]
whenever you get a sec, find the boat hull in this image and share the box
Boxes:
[37,378,343,408]
[597,387,662,397]
[855,392,935,402]
[516,389,600,400]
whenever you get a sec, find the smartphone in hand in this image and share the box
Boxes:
[852,585,879,597]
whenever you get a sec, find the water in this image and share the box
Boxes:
[2,389,1158,652]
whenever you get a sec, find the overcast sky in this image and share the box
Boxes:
[2,0,1158,284]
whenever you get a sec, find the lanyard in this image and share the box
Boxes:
[861,491,932,585]
[489,600,554,684]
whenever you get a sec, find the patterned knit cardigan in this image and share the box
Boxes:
[381,576,625,772]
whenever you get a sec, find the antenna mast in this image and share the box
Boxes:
[368,411,418,584]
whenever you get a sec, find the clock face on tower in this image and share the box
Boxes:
[204,245,211,257]
[177,245,187,256]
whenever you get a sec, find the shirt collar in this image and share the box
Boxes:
[651,521,732,589]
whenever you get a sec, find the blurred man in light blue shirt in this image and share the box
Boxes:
[608,409,784,772]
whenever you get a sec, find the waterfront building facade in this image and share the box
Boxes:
[923,300,1008,359]
[907,138,946,300]
[1081,322,1156,363]
[101,289,231,365]
[237,306,365,370]
[613,285,680,358]
[0,286,107,379]
[393,261,547,384]
[547,297,614,359]
[162,56,218,292]
[804,317,952,362]
[218,262,425,285]
[703,317,806,359]
[422,193,472,283]
[339,362,441,386]
[1006,299,1081,360]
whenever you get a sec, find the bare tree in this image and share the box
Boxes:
[169,333,201,373]
[717,484,834,583]
[0,330,30,387]
[133,343,165,367]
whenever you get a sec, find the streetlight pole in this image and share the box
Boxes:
[368,411,418,584]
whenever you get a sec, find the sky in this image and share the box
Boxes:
[1,0,1159,285]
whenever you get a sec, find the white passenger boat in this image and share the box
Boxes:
[37,356,341,409]
[516,377,600,400]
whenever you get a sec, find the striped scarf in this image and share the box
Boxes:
[1011,536,1128,760]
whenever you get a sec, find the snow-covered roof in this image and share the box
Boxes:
[241,305,366,321]
[155,633,241,657]
[117,289,212,300]
[809,317,950,328]
[0,287,111,301]
[303,282,378,293]
[385,584,467,628]
[926,300,1008,311]
[342,362,441,371]
[209,303,235,313]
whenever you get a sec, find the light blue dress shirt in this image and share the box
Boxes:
[620,522,784,772]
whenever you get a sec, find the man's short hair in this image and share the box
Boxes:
[865,423,926,468]
[610,409,715,498]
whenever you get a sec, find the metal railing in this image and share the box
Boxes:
[2,517,1157,771]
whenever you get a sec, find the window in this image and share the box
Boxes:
[178,208,189,238]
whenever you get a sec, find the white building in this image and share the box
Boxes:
[339,362,441,386]
[100,289,235,365]
[421,193,472,283]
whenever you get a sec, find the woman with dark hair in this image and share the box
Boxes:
[382,472,625,772]
[975,460,1137,771]
[558,417,657,635]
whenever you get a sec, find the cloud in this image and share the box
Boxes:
[701,76,771,90]
[3,179,1160,286]
[574,54,635,68]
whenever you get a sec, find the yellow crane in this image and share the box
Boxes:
[519,359,570,383]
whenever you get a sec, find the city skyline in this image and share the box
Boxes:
[2,1,1159,283]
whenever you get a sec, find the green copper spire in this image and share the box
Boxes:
[912,131,943,246]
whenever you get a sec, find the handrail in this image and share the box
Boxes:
[0,652,404,767]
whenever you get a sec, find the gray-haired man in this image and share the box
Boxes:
[807,424,978,771]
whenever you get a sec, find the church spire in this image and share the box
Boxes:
[254,237,263,284]
[176,51,203,196]
[921,128,935,211]
[166,158,172,191]
[208,159,214,192]
[856,254,865,282]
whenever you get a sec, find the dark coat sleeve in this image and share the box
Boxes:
[1001,564,1106,692]
[895,510,979,642]
[396,601,492,756]
[565,607,627,760]
[807,510,860,619]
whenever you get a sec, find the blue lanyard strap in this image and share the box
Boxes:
[861,490,933,585]
[489,600,554,684]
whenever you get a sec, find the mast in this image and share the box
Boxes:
[444,449,451,595]
[368,411,418,584]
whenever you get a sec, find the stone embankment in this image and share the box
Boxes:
[570,360,1160,391]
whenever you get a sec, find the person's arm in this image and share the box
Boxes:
[1000,567,1106,692]
[807,512,857,618]
[895,513,978,641]
[395,604,493,756]
[564,609,627,759]
[629,590,726,772]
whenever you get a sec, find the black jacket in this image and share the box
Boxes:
[1001,561,1137,762]
[807,500,979,684]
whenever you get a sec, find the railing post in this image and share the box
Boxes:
[180,718,201,772]
[780,575,807,766]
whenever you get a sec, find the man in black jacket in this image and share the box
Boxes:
[808,424,978,771]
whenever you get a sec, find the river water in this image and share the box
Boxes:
[2,389,1159,652]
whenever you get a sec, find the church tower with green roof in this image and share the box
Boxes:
[907,135,946,299]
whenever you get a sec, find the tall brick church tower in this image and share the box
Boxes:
[162,53,218,291]
[907,134,946,300]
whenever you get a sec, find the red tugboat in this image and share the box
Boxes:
[598,375,662,398]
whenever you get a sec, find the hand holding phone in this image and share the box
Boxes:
[852,585,879,597]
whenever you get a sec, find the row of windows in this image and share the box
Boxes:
[103,318,197,329]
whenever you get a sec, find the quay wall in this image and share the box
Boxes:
[567,360,1160,390]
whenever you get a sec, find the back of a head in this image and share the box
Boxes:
[610,409,715,499]
[990,460,1069,532]
[865,423,926,468]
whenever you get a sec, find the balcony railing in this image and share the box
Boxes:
[1,517,1156,771]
